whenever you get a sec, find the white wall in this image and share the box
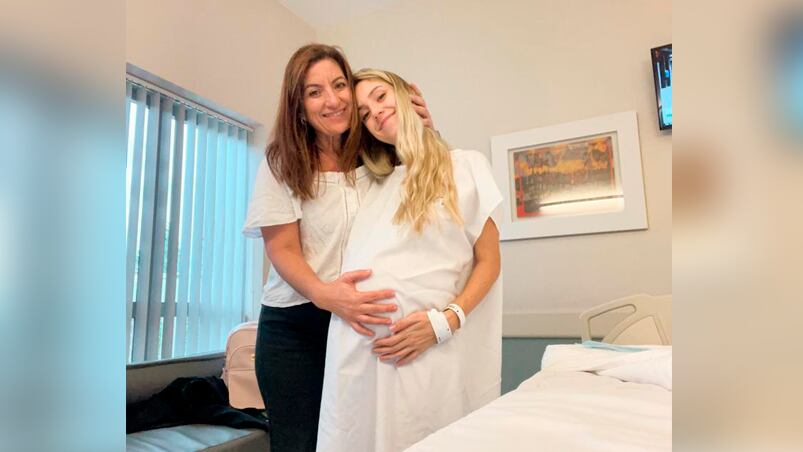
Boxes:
[126,0,316,144]
[316,0,672,335]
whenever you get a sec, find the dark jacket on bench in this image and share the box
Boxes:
[127,376,269,434]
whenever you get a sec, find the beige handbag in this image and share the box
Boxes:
[221,321,265,409]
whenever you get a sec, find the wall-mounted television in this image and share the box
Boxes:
[651,44,672,131]
[775,17,802,137]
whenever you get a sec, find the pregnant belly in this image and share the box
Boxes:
[356,273,458,339]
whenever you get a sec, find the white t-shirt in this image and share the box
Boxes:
[242,158,372,307]
[317,149,504,452]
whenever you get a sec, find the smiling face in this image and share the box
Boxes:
[302,58,352,140]
[356,78,398,145]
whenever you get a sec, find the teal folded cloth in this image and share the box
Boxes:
[581,340,648,353]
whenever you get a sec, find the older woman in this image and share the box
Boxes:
[316,69,503,451]
[242,45,433,452]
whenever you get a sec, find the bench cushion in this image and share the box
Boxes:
[126,424,268,452]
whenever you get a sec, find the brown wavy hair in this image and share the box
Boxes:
[266,44,361,200]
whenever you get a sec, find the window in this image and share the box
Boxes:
[125,77,257,363]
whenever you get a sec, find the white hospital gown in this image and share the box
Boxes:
[317,150,504,452]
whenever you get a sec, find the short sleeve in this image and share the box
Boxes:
[242,158,303,238]
[453,150,503,244]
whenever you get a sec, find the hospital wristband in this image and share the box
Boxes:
[444,304,466,328]
[427,309,453,344]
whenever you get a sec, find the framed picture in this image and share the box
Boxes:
[491,111,647,241]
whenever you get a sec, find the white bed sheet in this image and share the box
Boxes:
[405,344,672,452]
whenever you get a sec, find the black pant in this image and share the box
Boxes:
[255,303,331,452]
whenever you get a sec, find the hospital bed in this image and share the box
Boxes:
[406,294,672,452]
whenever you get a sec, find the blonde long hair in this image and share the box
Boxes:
[351,69,461,233]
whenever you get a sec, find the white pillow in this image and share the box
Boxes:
[597,351,672,390]
[542,344,673,391]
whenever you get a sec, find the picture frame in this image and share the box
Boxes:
[491,111,648,241]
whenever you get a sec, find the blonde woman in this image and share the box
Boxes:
[316,69,503,452]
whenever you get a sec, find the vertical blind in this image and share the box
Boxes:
[125,79,256,363]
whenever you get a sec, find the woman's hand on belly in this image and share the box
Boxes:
[314,269,397,336]
[372,310,438,366]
